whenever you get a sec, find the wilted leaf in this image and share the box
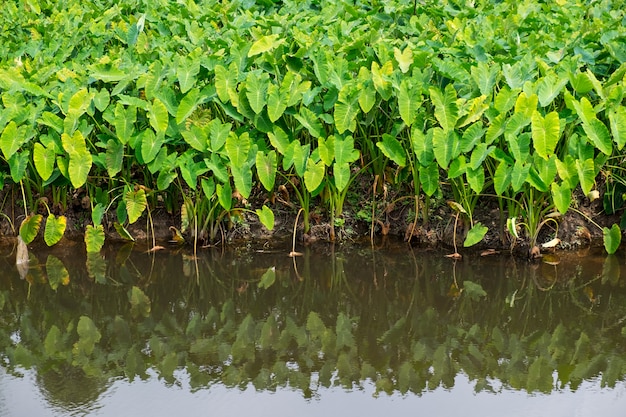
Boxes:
[19,214,43,244]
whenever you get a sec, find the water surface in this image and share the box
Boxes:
[1,239,625,416]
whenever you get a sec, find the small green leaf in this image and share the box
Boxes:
[44,214,66,246]
[124,188,147,224]
[256,206,274,230]
[85,224,105,253]
[603,224,622,255]
[20,214,43,244]
[464,223,488,247]
[92,203,105,226]
[114,223,135,241]
[258,266,276,289]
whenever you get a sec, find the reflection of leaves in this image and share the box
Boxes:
[336,313,355,351]
[462,280,487,301]
[73,316,101,358]
[257,266,276,289]
[86,252,107,284]
[129,286,151,318]
[46,255,69,290]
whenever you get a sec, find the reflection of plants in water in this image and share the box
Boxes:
[1,245,626,408]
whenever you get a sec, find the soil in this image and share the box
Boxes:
[2,179,622,258]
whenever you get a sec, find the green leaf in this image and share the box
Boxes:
[318,136,335,166]
[398,80,421,126]
[267,83,287,122]
[248,34,284,56]
[129,286,151,318]
[141,129,164,164]
[536,74,568,107]
[85,224,105,253]
[576,158,596,196]
[256,206,274,230]
[466,166,485,193]
[462,280,487,300]
[33,143,55,181]
[334,101,358,134]
[463,223,488,247]
[226,131,251,168]
[232,163,253,199]
[551,182,572,214]
[304,158,325,192]
[124,188,147,224]
[294,107,323,138]
[609,107,626,150]
[92,203,105,226]
[411,127,434,166]
[257,266,277,289]
[510,161,530,192]
[75,316,101,355]
[377,134,406,167]
[114,104,135,144]
[469,143,494,170]
[0,121,19,160]
[217,182,232,211]
[531,111,560,159]
[68,88,93,117]
[105,139,124,177]
[470,62,498,96]
[245,71,269,114]
[514,92,538,120]
[494,162,512,195]
[148,98,169,135]
[333,162,351,192]
[19,214,43,244]
[68,150,92,188]
[419,163,439,196]
[603,224,622,255]
[256,150,277,191]
[177,58,200,94]
[432,127,453,169]
[44,214,66,246]
[569,71,594,94]
[430,84,459,132]
[394,46,413,73]
[334,135,359,165]
[175,88,200,125]
[114,223,135,241]
[268,126,290,155]
[584,118,612,155]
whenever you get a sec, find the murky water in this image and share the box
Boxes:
[1,238,626,416]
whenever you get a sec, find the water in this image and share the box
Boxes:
[1,238,626,416]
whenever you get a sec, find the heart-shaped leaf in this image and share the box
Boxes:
[124,188,147,224]
[603,224,622,255]
[20,214,43,244]
[256,205,274,230]
[85,224,105,253]
[44,214,66,246]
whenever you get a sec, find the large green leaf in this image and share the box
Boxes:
[334,136,359,165]
[245,71,269,114]
[603,224,622,255]
[232,163,253,199]
[494,162,512,195]
[114,104,135,144]
[124,188,147,224]
[33,142,55,181]
[268,126,290,155]
[0,121,20,160]
[44,214,66,246]
[419,163,439,196]
[333,162,351,192]
[398,80,420,126]
[394,46,413,73]
[514,92,538,120]
[256,150,277,191]
[68,88,93,117]
[510,161,530,192]
[267,83,287,122]
[429,84,459,132]
[334,101,359,134]
[575,158,595,196]
[432,127,453,169]
[9,152,29,183]
[148,98,169,135]
[225,131,251,168]
[536,74,568,107]
[176,58,200,94]
[318,136,335,166]
[217,182,232,211]
[68,150,92,188]
[175,88,200,125]
[469,143,494,170]
[584,118,612,155]
[377,134,406,167]
[294,107,323,138]
[531,111,560,159]
[20,214,43,245]
[551,182,572,214]
[411,127,434,166]
[105,139,124,178]
[304,158,325,192]
[248,34,284,56]
[85,224,105,253]
[466,166,485,193]
[141,129,164,164]
[180,125,207,152]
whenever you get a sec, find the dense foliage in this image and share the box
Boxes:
[1,0,626,252]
